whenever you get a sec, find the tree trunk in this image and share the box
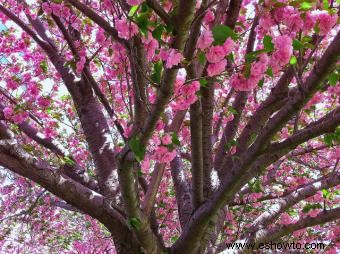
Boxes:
[113,236,143,254]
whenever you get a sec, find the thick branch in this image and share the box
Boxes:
[146,0,173,27]
[254,207,340,244]
[243,172,340,242]
[0,139,139,253]
[66,0,127,46]
[170,156,193,228]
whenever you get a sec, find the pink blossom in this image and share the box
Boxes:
[172,80,200,110]
[259,13,275,31]
[96,29,106,45]
[317,13,337,36]
[162,134,172,145]
[6,79,19,90]
[271,35,292,72]
[251,54,268,78]
[280,213,293,225]
[76,57,86,74]
[123,125,133,138]
[226,114,234,122]
[204,10,215,24]
[206,46,226,63]
[303,13,316,32]
[41,3,52,14]
[50,3,62,16]
[230,74,253,91]
[207,59,227,76]
[143,33,159,61]
[126,0,143,6]
[154,146,176,163]
[26,83,39,98]
[141,158,150,172]
[3,107,13,119]
[308,209,321,218]
[44,127,56,139]
[12,112,29,124]
[197,30,213,50]
[165,49,183,68]
[222,38,235,55]
[37,96,50,108]
[286,13,304,32]
[116,19,139,39]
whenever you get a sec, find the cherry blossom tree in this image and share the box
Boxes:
[0,0,339,253]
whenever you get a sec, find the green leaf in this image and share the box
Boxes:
[248,133,257,145]
[322,189,331,199]
[244,63,251,78]
[170,236,179,243]
[198,52,206,65]
[328,72,339,86]
[302,203,322,213]
[63,156,75,166]
[212,25,238,45]
[151,61,163,85]
[263,35,274,52]
[245,49,266,63]
[129,136,145,162]
[300,2,313,11]
[258,78,264,88]
[227,52,235,62]
[224,139,237,150]
[164,24,174,33]
[228,106,238,115]
[199,78,208,87]
[290,55,297,65]
[128,217,142,230]
[323,133,333,146]
[152,25,164,42]
[266,67,274,78]
[323,0,330,9]
[40,61,48,73]
[293,39,304,50]
[171,132,180,146]
[140,2,150,12]
[65,60,76,70]
[128,5,139,17]
[135,13,150,36]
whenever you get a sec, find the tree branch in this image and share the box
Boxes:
[243,172,340,242]
[172,31,340,254]
[253,207,340,244]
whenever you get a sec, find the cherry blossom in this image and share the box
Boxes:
[0,0,338,253]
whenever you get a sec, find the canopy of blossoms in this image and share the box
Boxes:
[0,0,339,253]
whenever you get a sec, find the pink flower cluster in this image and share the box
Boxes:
[115,18,139,39]
[6,78,19,90]
[280,213,293,225]
[160,48,183,68]
[142,33,159,61]
[317,12,337,36]
[3,107,29,124]
[76,56,86,74]
[206,38,235,76]
[197,30,214,50]
[231,53,268,91]
[271,35,292,73]
[153,134,176,164]
[41,2,71,18]
[172,80,200,110]
[126,0,143,6]
[95,28,106,45]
